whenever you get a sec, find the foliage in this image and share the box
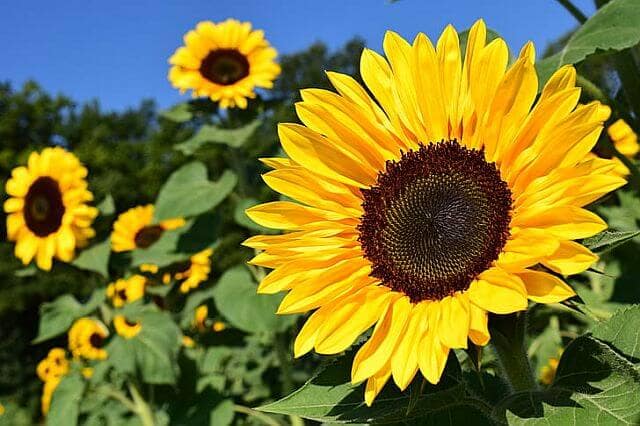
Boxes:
[3,2,640,425]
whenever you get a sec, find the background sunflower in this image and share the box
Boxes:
[168,19,281,109]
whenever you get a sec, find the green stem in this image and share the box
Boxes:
[233,404,283,426]
[95,386,138,413]
[554,0,588,23]
[490,312,538,392]
[129,382,155,426]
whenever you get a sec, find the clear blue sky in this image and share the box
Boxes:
[0,0,595,111]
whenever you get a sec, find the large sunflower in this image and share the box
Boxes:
[168,19,281,109]
[111,205,184,252]
[4,147,98,270]
[245,20,626,405]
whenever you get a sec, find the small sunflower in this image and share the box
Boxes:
[174,248,213,293]
[111,205,184,252]
[113,315,142,339]
[106,275,146,307]
[168,19,281,109]
[213,321,226,332]
[41,376,61,415]
[4,147,98,270]
[194,305,208,331]
[36,348,69,382]
[68,317,108,360]
[607,118,639,176]
[245,20,626,405]
[540,350,563,385]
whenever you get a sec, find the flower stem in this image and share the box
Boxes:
[554,0,588,23]
[129,382,155,426]
[233,404,283,426]
[490,312,538,392]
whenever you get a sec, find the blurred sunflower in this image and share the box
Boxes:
[111,205,184,252]
[193,305,208,331]
[174,248,213,293]
[540,350,562,385]
[245,20,626,404]
[113,315,142,339]
[168,19,281,109]
[68,318,108,360]
[4,147,98,270]
[41,377,61,415]
[36,348,69,415]
[606,118,639,176]
[36,348,69,382]
[106,275,146,307]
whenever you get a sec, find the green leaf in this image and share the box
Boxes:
[259,353,495,424]
[161,103,193,123]
[175,120,261,155]
[503,335,640,425]
[34,289,105,343]
[591,304,640,359]
[72,238,111,277]
[108,309,181,384]
[536,0,640,86]
[212,266,296,334]
[97,194,115,216]
[14,264,37,277]
[47,373,86,426]
[582,230,640,254]
[153,162,237,222]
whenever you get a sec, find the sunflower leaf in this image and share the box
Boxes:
[536,0,640,87]
[96,194,115,216]
[212,266,297,334]
[258,352,496,424]
[153,161,237,222]
[175,120,261,155]
[33,289,105,343]
[107,308,181,384]
[71,238,111,277]
[47,373,85,426]
[582,229,640,254]
[160,102,193,123]
[591,304,640,359]
[501,335,640,425]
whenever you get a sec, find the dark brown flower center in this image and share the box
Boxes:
[116,289,128,301]
[358,141,512,303]
[124,318,139,328]
[134,225,164,249]
[200,49,250,85]
[24,177,65,237]
[89,333,103,348]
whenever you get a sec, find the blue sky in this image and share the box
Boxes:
[0,0,595,111]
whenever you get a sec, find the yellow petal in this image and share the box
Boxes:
[467,268,528,314]
[517,270,575,304]
[543,241,598,275]
[512,205,606,240]
[437,294,469,349]
[468,304,490,346]
[391,303,427,390]
[364,361,392,407]
[352,296,411,383]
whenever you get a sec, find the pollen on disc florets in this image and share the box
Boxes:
[358,140,513,303]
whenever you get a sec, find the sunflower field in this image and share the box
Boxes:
[2,1,640,425]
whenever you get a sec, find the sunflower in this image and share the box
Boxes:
[113,315,142,339]
[540,350,562,385]
[36,348,69,382]
[106,275,146,307]
[68,317,108,360]
[111,205,184,252]
[4,147,98,270]
[41,376,61,415]
[606,118,639,176]
[174,248,213,293]
[244,20,626,405]
[168,19,281,109]
[193,305,208,331]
